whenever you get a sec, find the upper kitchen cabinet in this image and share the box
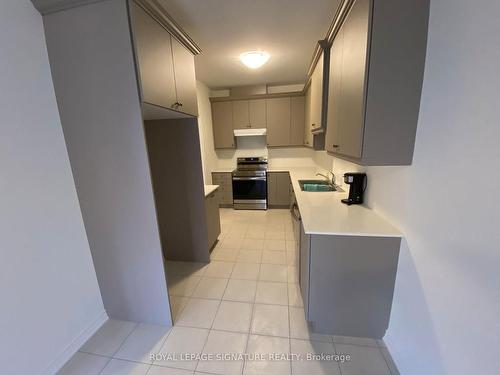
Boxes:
[130,1,199,117]
[171,37,198,116]
[304,44,328,151]
[304,85,313,147]
[131,1,176,111]
[290,96,305,145]
[266,96,305,147]
[212,101,235,149]
[325,0,429,165]
[309,53,324,134]
[266,97,290,146]
[233,99,267,129]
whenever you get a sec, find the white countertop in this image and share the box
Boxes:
[286,168,402,237]
[212,168,234,173]
[204,185,219,197]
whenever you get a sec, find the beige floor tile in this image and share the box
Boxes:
[286,252,296,266]
[169,296,189,323]
[262,251,287,265]
[176,298,220,329]
[287,284,303,307]
[231,263,260,280]
[245,227,266,239]
[100,359,149,375]
[290,339,340,375]
[155,326,209,370]
[114,323,170,364]
[192,277,229,300]
[263,239,287,251]
[197,330,247,375]
[223,279,257,303]
[259,264,287,282]
[255,282,288,305]
[211,247,240,262]
[336,344,391,375]
[148,365,193,374]
[165,261,208,277]
[213,301,253,333]
[57,352,109,375]
[289,307,330,342]
[264,230,286,240]
[80,320,137,357]
[285,240,296,252]
[240,238,265,250]
[287,266,298,283]
[251,304,289,337]
[168,274,202,297]
[243,335,290,375]
[204,261,235,278]
[236,249,262,263]
[219,237,243,249]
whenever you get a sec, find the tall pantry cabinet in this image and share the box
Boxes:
[39,0,203,326]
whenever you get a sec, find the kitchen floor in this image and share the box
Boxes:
[58,209,398,375]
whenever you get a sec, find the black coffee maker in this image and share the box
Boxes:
[341,173,367,205]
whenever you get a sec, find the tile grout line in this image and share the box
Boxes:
[194,261,234,374]
[242,295,257,375]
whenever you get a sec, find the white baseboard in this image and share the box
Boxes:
[40,310,108,375]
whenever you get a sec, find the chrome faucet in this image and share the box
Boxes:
[316,171,335,186]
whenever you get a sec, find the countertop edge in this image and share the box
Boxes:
[204,184,219,197]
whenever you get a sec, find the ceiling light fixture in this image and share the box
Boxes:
[240,51,270,69]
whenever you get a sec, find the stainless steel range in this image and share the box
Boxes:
[232,157,268,210]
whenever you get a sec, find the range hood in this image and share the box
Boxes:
[233,128,267,137]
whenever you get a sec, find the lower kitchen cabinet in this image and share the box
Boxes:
[267,172,291,207]
[205,189,221,250]
[211,172,233,206]
[299,222,401,338]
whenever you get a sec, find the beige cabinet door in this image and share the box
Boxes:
[326,29,343,153]
[268,172,291,206]
[212,101,234,149]
[290,96,305,146]
[267,172,277,205]
[275,173,291,206]
[249,99,267,128]
[304,86,313,146]
[310,54,324,132]
[131,2,176,110]
[232,100,250,129]
[338,0,370,158]
[266,97,290,146]
[205,191,221,249]
[171,37,198,116]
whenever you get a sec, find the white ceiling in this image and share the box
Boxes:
[158,0,340,89]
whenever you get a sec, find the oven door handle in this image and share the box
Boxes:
[232,177,267,181]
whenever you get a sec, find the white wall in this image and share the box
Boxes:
[316,0,500,373]
[197,81,219,182]
[0,1,105,374]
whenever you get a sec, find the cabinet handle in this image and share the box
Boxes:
[332,144,339,148]
[177,102,183,107]
[246,124,251,128]
[171,102,178,108]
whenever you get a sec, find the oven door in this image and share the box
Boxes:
[232,176,267,209]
